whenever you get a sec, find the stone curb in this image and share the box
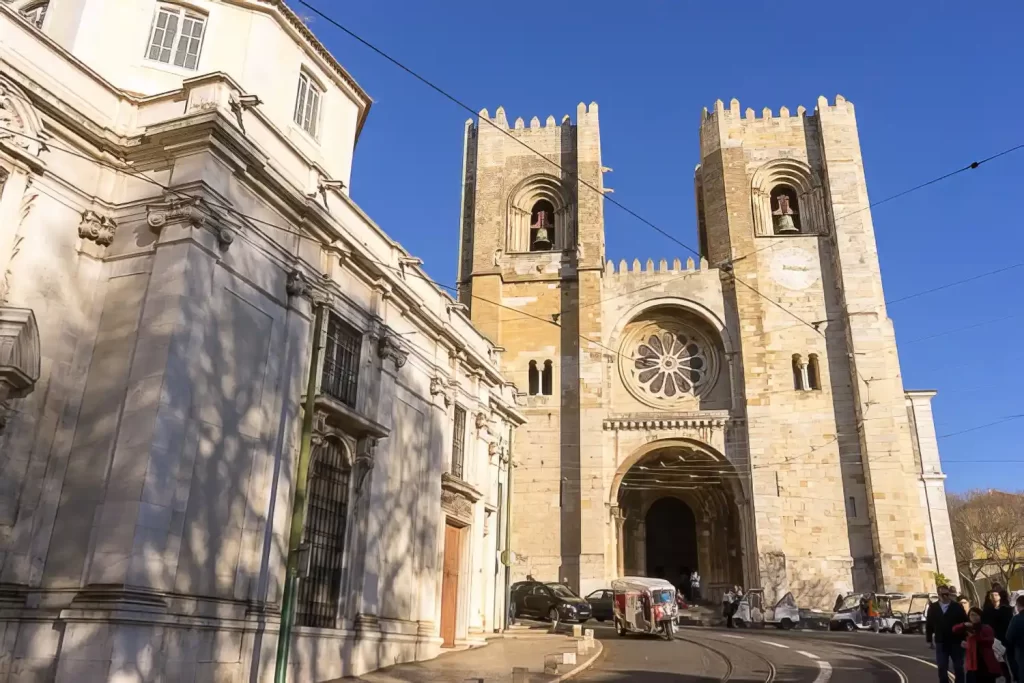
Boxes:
[548,639,604,683]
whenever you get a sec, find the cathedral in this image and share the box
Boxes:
[456,97,958,607]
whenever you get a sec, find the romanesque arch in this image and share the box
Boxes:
[750,158,826,236]
[505,174,575,252]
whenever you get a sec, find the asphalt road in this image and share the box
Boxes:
[574,623,948,683]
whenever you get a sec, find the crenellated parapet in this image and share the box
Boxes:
[474,101,599,134]
[604,255,710,278]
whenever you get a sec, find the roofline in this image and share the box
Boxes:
[256,1,373,139]
[906,389,938,399]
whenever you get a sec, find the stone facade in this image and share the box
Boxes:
[458,98,957,608]
[0,2,522,681]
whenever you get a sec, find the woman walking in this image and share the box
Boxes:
[953,607,1002,683]
[981,589,1013,681]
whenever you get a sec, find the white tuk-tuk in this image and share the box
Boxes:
[612,577,678,640]
[829,593,906,633]
[731,589,800,629]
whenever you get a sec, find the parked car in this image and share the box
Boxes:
[585,589,614,621]
[511,581,592,626]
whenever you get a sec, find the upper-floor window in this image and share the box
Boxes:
[792,352,821,391]
[321,313,361,408]
[20,1,48,29]
[528,360,553,396]
[451,405,467,479]
[294,72,324,139]
[145,5,206,71]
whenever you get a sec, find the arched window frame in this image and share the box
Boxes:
[528,360,539,396]
[296,435,355,629]
[807,353,821,390]
[541,360,553,396]
[792,354,804,390]
[751,159,826,237]
[506,174,575,253]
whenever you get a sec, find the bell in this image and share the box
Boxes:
[532,225,552,250]
[774,213,798,234]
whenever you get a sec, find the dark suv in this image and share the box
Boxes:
[511,581,592,626]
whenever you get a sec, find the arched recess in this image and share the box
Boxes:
[750,158,826,237]
[506,174,575,252]
[611,438,754,599]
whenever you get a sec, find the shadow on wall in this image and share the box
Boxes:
[47,248,443,681]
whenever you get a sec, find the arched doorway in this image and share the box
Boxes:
[614,441,749,603]
[644,497,697,596]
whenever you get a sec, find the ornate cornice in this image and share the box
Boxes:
[602,411,736,431]
[146,196,234,250]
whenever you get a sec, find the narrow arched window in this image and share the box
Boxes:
[807,354,821,390]
[771,186,801,234]
[528,360,539,396]
[529,200,555,251]
[296,438,352,628]
[792,354,803,390]
[542,360,553,396]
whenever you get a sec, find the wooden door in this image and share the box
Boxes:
[440,522,462,647]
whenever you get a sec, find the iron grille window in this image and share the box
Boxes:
[451,405,467,479]
[296,439,351,628]
[321,314,361,408]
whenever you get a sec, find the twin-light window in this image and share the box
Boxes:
[145,5,206,71]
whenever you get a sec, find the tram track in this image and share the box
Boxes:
[674,632,777,683]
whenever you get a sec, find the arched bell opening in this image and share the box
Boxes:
[614,442,749,604]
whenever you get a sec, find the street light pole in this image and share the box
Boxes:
[273,303,325,683]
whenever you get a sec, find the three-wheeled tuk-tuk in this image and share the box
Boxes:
[732,589,801,629]
[612,577,678,640]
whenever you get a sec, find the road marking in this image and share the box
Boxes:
[719,633,744,639]
[760,640,789,649]
[796,650,819,659]
[823,641,949,682]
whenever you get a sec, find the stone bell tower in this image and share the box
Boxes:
[456,103,607,588]
[695,96,936,596]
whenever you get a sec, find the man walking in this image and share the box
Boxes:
[926,584,967,683]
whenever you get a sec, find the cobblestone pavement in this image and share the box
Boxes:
[575,623,947,682]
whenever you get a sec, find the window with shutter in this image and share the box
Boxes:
[293,72,324,139]
[145,5,206,71]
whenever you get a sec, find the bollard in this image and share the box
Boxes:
[584,628,594,641]
[562,652,577,666]
[544,654,561,674]
[577,639,589,654]
[572,624,582,638]
[512,667,529,683]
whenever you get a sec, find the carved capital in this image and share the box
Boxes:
[377,334,408,369]
[78,210,117,247]
[286,269,311,298]
[147,196,207,231]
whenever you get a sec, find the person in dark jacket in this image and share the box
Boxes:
[981,589,1013,680]
[1005,594,1024,683]
[926,585,967,683]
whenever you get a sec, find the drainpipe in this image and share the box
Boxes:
[503,428,514,630]
[274,303,325,683]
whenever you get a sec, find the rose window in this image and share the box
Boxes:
[619,318,719,407]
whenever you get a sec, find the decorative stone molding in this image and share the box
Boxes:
[377,334,408,369]
[430,375,452,407]
[602,411,733,431]
[441,489,473,522]
[618,316,720,408]
[286,268,311,298]
[0,307,40,403]
[0,76,46,158]
[77,210,117,247]
[354,437,377,493]
[475,412,488,431]
[146,195,234,250]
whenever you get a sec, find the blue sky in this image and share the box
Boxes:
[301,1,1023,492]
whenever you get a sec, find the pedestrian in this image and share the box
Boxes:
[926,584,968,683]
[959,595,972,614]
[723,586,736,628]
[953,607,1002,683]
[859,593,870,627]
[981,589,1013,680]
[867,593,881,633]
[690,570,702,604]
[992,582,1013,610]
[1004,594,1024,683]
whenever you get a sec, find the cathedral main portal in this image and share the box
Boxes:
[615,442,747,602]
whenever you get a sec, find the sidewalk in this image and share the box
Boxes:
[336,626,603,683]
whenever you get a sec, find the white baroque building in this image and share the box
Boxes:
[0,1,524,681]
